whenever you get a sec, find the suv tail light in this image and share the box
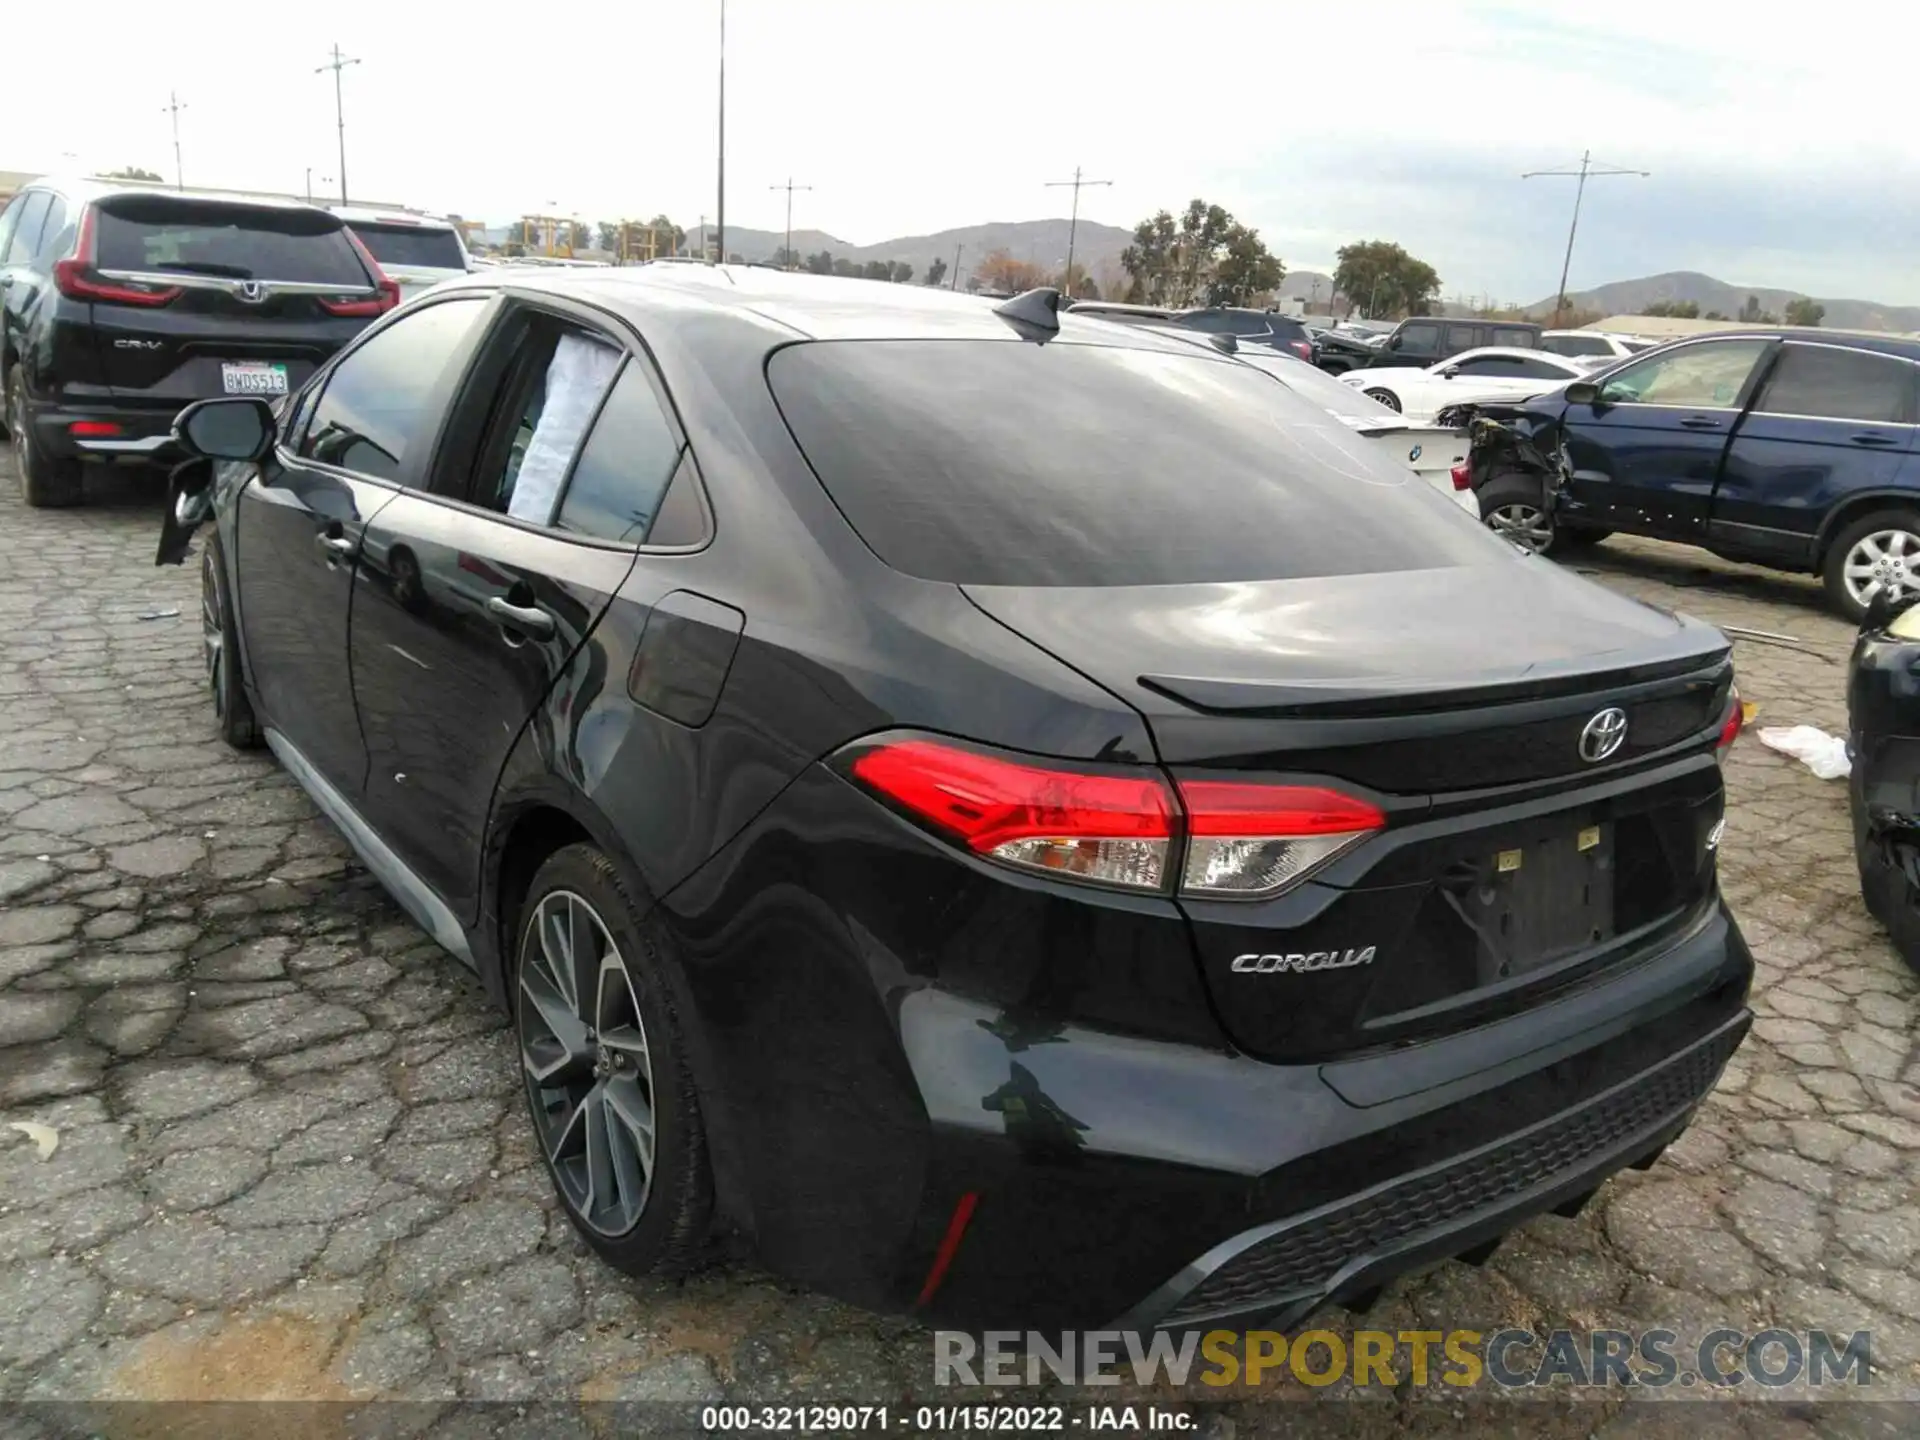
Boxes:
[1290,340,1313,361]
[324,229,402,317]
[53,206,182,308]
[1450,462,1473,491]
[843,737,1385,899]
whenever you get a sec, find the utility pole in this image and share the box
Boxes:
[769,177,811,269]
[1044,166,1111,296]
[1523,150,1648,327]
[950,243,963,290]
[316,44,361,204]
[714,0,726,262]
[161,92,187,190]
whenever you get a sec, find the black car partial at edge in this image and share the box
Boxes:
[1846,595,1920,975]
[0,176,396,507]
[148,267,1752,1333]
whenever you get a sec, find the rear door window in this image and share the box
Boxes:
[1491,326,1538,349]
[95,196,369,285]
[348,222,467,271]
[1754,345,1914,425]
[767,339,1502,587]
[34,197,72,263]
[1442,323,1482,353]
[553,362,688,544]
[1393,322,1442,359]
[300,296,490,480]
[1544,334,1611,357]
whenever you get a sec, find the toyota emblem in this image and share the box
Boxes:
[1578,707,1629,763]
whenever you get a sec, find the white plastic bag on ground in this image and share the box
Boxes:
[1756,725,1851,780]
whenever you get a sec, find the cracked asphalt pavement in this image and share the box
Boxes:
[1,457,1917,1438]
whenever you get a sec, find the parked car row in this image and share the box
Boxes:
[124,268,1752,1336]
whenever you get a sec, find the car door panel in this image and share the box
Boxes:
[1711,344,1920,564]
[1558,338,1773,539]
[349,493,638,917]
[235,457,399,792]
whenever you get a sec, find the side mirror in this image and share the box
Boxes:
[1440,364,1461,378]
[1564,380,1600,406]
[173,397,276,463]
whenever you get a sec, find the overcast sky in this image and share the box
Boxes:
[17,0,1920,305]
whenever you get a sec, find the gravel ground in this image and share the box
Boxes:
[0,457,1916,1438]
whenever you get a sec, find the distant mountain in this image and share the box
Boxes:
[1533,270,1920,333]
[681,217,1137,285]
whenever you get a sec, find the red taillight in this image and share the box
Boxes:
[1291,340,1313,360]
[1716,689,1744,757]
[849,739,1175,891]
[324,229,402,317]
[1177,780,1386,897]
[53,206,181,308]
[1450,462,1473,491]
[68,421,121,437]
[845,737,1384,899]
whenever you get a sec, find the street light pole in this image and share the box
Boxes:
[316,44,361,204]
[1044,166,1111,296]
[161,92,187,190]
[769,178,812,269]
[714,0,726,262]
[951,243,963,290]
[1523,150,1648,328]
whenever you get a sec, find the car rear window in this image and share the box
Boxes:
[95,197,368,286]
[349,222,467,271]
[767,339,1502,587]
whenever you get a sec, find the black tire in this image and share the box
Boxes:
[6,368,83,508]
[1822,508,1920,623]
[201,535,262,750]
[1477,469,1578,556]
[1361,386,1402,413]
[513,842,712,1277]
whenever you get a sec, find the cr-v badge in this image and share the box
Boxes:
[1232,947,1377,974]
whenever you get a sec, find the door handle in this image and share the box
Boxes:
[1678,416,1722,430]
[487,595,555,640]
[315,533,355,560]
[1852,432,1900,447]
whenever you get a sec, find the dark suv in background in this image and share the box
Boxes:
[1350,316,1545,371]
[0,177,397,506]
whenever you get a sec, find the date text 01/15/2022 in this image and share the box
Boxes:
[698,1406,1191,1431]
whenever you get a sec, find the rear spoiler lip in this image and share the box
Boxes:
[1138,636,1733,719]
[95,269,377,297]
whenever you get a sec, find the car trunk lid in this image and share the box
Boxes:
[963,563,1734,1061]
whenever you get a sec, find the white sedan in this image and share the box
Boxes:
[1340,347,1601,423]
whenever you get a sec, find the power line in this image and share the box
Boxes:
[316,44,361,205]
[1523,150,1647,327]
[1043,166,1111,296]
[715,0,726,262]
[769,177,812,269]
[161,92,187,191]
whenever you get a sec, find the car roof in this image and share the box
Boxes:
[1066,301,1174,318]
[435,265,1234,353]
[331,206,458,230]
[1649,328,1920,361]
[1440,346,1574,364]
[23,175,340,217]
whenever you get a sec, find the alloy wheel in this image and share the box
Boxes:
[518,890,658,1237]
[1362,387,1402,413]
[1488,502,1553,553]
[1842,529,1920,610]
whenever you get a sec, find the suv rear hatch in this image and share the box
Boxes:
[344,219,469,297]
[768,334,1738,1063]
[65,192,393,407]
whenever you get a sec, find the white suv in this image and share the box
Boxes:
[329,207,472,300]
[1540,329,1654,360]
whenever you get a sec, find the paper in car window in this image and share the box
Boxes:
[508,333,623,525]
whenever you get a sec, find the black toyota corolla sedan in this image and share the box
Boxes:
[153,265,1753,1333]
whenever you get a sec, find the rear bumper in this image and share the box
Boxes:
[33,402,181,464]
[901,901,1750,1330]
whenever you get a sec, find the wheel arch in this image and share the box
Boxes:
[1812,491,1920,570]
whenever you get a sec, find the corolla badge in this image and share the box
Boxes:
[1231,947,1377,974]
[1578,707,1629,763]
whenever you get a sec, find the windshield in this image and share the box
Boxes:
[768,338,1502,588]
[348,223,467,271]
